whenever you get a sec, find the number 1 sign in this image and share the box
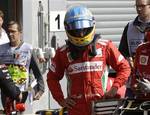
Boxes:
[50,11,66,32]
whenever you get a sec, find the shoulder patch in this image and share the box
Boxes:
[139,55,149,65]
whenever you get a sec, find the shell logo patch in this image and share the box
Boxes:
[139,55,149,65]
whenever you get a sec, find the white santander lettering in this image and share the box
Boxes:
[67,61,103,74]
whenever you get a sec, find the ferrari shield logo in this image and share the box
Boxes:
[139,55,149,65]
[97,48,102,57]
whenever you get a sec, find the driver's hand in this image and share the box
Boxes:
[103,87,118,99]
[59,97,76,109]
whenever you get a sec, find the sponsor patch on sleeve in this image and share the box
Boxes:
[139,55,149,65]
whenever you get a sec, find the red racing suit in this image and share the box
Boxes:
[47,39,130,115]
[131,41,150,99]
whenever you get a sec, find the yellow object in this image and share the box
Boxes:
[67,26,95,46]
[59,108,64,115]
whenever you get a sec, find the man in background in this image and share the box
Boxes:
[119,0,150,98]
[0,21,45,114]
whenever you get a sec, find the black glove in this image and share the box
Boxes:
[137,78,150,93]
[0,66,21,100]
